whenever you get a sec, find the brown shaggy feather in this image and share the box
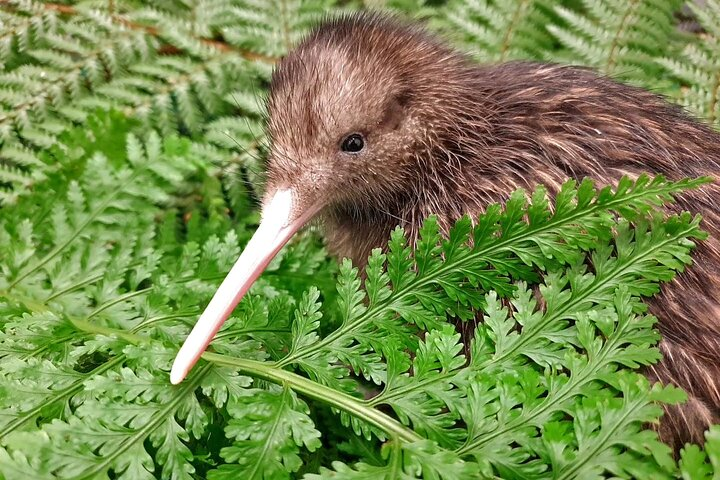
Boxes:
[265,12,720,451]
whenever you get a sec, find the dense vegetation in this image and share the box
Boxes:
[0,0,719,478]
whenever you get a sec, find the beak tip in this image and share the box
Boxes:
[169,361,187,385]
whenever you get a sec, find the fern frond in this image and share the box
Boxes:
[0,1,273,202]
[208,384,322,479]
[0,0,59,68]
[547,0,684,83]
[220,0,335,57]
[442,0,558,61]
[657,0,720,127]
[679,426,720,479]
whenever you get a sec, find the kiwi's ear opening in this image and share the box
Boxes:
[379,92,410,131]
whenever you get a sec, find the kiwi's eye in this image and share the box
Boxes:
[341,133,365,153]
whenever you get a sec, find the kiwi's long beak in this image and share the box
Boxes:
[170,188,318,384]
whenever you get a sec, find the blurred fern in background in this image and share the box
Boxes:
[0,0,719,478]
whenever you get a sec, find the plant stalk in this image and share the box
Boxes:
[202,351,423,444]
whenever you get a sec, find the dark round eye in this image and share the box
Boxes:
[341,133,365,153]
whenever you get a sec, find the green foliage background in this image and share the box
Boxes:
[0,0,719,478]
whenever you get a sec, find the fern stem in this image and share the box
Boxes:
[35,1,277,62]
[22,334,77,359]
[500,0,530,60]
[129,312,198,333]
[366,364,457,408]
[709,72,720,126]
[606,0,641,73]
[202,352,423,444]
[85,287,153,320]
[44,273,105,302]
[0,291,49,313]
[70,318,145,344]
[213,327,290,341]
[279,0,292,53]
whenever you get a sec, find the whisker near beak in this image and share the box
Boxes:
[170,188,317,384]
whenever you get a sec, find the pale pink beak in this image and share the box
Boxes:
[170,189,318,384]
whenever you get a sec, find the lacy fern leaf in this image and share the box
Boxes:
[0,0,275,203]
[203,175,706,478]
[678,426,720,479]
[547,0,684,83]
[657,0,720,128]
[2,1,720,478]
[442,0,558,61]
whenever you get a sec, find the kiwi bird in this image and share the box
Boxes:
[171,13,720,450]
